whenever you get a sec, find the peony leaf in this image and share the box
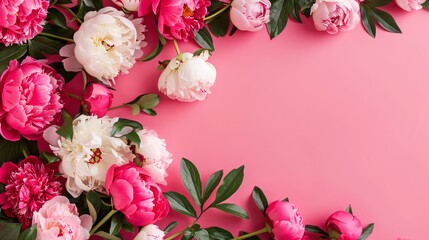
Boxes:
[109,213,122,236]
[305,225,328,235]
[360,6,376,38]
[18,225,37,240]
[201,170,223,206]
[290,0,302,23]
[0,44,28,72]
[182,229,195,240]
[41,152,60,163]
[131,104,140,115]
[205,227,233,240]
[28,36,64,57]
[142,36,164,61]
[362,0,391,7]
[211,166,244,206]
[266,0,293,39]
[371,8,401,33]
[423,0,429,9]
[213,203,249,219]
[111,118,143,137]
[229,26,238,36]
[0,220,21,240]
[142,109,157,116]
[125,131,141,146]
[346,204,353,214]
[56,112,74,141]
[207,10,230,37]
[181,158,203,207]
[0,136,39,164]
[358,223,375,240]
[207,0,223,12]
[164,192,197,218]
[50,0,72,4]
[47,8,68,29]
[164,222,178,234]
[194,229,209,240]
[252,186,268,215]
[136,94,160,109]
[94,231,121,240]
[42,23,74,39]
[86,191,102,223]
[194,27,214,51]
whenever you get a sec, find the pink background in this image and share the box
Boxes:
[71,5,429,239]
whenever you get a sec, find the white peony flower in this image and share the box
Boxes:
[44,115,134,197]
[59,7,147,86]
[158,51,216,102]
[112,0,140,12]
[133,129,173,185]
[134,224,165,240]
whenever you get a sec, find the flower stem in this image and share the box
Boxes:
[82,70,88,91]
[109,104,128,111]
[173,38,181,55]
[230,226,270,240]
[21,149,28,158]
[204,3,232,22]
[165,230,185,240]
[67,92,82,100]
[39,32,74,42]
[89,209,117,235]
[58,5,83,24]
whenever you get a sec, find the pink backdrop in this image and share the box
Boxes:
[70,5,429,239]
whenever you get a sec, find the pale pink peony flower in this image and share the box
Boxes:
[326,211,362,240]
[133,129,173,185]
[395,0,425,11]
[0,156,62,229]
[310,0,360,34]
[230,0,271,32]
[32,196,92,240]
[105,163,169,226]
[134,224,165,240]
[139,0,210,41]
[0,0,49,45]
[0,57,65,141]
[266,200,305,240]
[112,0,140,11]
[82,83,113,117]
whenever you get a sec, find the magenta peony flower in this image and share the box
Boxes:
[0,57,65,141]
[32,196,92,240]
[266,200,305,240]
[139,0,210,41]
[82,83,113,117]
[326,211,362,240]
[0,0,49,45]
[105,162,169,226]
[230,0,271,32]
[0,156,62,228]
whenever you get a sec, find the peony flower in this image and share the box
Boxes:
[310,0,360,34]
[0,57,65,141]
[59,7,147,86]
[158,51,216,102]
[230,0,271,32]
[394,0,425,11]
[134,224,165,240]
[326,211,362,240]
[266,200,305,240]
[133,129,173,185]
[105,163,169,226]
[0,0,49,45]
[32,196,92,240]
[0,156,62,229]
[112,0,140,12]
[139,0,210,41]
[82,83,113,117]
[44,115,134,198]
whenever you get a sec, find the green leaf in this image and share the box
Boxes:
[109,213,122,236]
[362,0,391,7]
[305,225,328,235]
[0,220,21,240]
[283,197,289,202]
[202,170,223,206]
[28,36,64,57]
[42,23,74,39]
[182,229,194,240]
[371,8,401,33]
[291,0,302,23]
[83,0,102,9]
[18,225,37,240]
[126,94,160,109]
[212,166,244,205]
[213,203,249,219]
[208,10,230,37]
[49,62,78,83]
[164,222,178,234]
[195,229,210,240]
[142,37,164,61]
[131,104,140,115]
[164,192,197,218]
[252,186,268,214]
[120,216,134,233]
[0,136,39,164]
[360,6,376,38]
[86,191,102,223]
[205,227,233,240]
[181,158,203,207]
[0,44,27,72]
[111,118,143,137]
[423,0,429,9]
[56,113,74,141]
[194,27,214,51]
[239,231,260,240]
[346,204,353,215]
[124,131,141,146]
[51,0,72,4]
[266,0,292,39]
[41,152,60,163]
[47,8,68,29]
[229,26,238,36]
[94,231,121,240]
[142,109,157,116]
[300,0,315,17]
[358,223,375,240]
[208,0,223,12]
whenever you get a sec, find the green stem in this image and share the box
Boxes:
[204,3,232,21]
[165,207,210,240]
[230,226,270,240]
[58,5,83,24]
[22,149,28,158]
[89,209,117,235]
[82,70,88,91]
[50,0,58,6]
[67,92,82,100]
[109,104,129,111]
[173,38,181,55]
[165,230,185,240]
[39,32,74,42]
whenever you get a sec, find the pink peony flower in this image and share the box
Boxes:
[105,162,169,226]
[0,156,62,228]
[0,0,49,45]
[32,196,92,240]
[0,57,65,141]
[394,0,425,11]
[82,83,113,117]
[266,200,305,240]
[326,211,362,240]
[230,0,271,32]
[139,0,210,41]
[310,0,360,34]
